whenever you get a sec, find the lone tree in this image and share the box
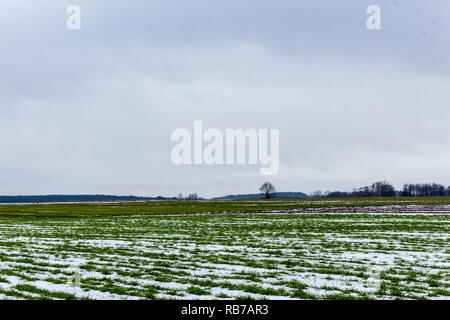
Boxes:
[260,182,276,199]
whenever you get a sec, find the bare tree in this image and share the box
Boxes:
[310,190,323,198]
[186,193,199,201]
[260,182,276,199]
[371,181,395,197]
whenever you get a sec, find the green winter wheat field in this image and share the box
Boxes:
[0,199,449,300]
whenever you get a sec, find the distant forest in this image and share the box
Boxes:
[312,181,450,198]
[1,181,450,203]
[0,195,176,204]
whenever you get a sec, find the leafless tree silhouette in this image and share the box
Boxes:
[260,182,276,199]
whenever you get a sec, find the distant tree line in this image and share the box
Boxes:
[310,181,450,198]
[401,183,450,197]
[0,195,177,204]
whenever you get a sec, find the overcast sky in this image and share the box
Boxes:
[1,1,449,198]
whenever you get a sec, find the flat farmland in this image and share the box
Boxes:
[0,199,449,300]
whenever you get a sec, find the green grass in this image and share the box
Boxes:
[1,197,450,219]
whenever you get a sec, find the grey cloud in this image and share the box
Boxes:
[0,1,449,197]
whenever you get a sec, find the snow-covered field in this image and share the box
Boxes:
[0,206,449,300]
